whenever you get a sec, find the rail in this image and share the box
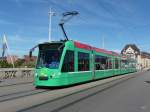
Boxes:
[0,68,34,80]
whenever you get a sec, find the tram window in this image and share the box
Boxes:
[95,55,108,70]
[61,50,74,72]
[78,52,89,71]
[115,58,119,69]
[107,58,112,69]
[36,50,62,69]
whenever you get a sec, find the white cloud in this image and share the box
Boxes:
[4,34,38,50]
[7,34,28,43]
[104,0,136,14]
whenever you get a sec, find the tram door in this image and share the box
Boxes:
[92,51,95,80]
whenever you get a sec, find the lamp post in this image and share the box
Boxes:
[48,8,56,42]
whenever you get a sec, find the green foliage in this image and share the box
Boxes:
[22,61,36,68]
[0,60,13,68]
[0,59,36,68]
[14,59,25,67]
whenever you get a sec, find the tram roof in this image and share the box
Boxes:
[74,41,120,56]
[38,40,120,57]
[39,41,64,45]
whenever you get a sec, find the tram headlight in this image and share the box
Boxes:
[51,73,56,77]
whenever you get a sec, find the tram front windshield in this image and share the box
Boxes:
[36,43,63,69]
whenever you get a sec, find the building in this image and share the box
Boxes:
[6,55,18,64]
[121,44,150,70]
[121,44,140,59]
[140,52,150,68]
[24,55,37,63]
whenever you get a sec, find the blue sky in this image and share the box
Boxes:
[0,0,150,57]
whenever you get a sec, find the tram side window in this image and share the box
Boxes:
[95,55,108,70]
[115,58,119,69]
[61,50,74,72]
[78,52,89,71]
[107,58,112,69]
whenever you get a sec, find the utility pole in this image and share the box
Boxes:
[48,8,56,42]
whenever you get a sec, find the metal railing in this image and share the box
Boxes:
[0,68,34,80]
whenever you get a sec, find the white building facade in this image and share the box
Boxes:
[121,44,150,70]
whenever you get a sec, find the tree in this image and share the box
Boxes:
[14,59,25,67]
[22,61,36,68]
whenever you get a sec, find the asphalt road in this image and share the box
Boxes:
[0,77,34,97]
[16,71,150,112]
[0,71,149,112]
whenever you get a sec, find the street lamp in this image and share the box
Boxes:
[48,8,56,42]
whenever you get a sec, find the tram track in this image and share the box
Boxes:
[51,75,137,112]
[18,72,140,112]
[0,81,33,88]
[0,88,50,103]
[0,88,39,98]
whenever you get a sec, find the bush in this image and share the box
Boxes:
[0,59,36,68]
[22,61,36,68]
[0,60,13,68]
[14,59,25,67]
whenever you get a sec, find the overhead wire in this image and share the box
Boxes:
[41,0,150,54]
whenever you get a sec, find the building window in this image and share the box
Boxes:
[61,50,74,72]
[115,58,119,69]
[121,59,128,69]
[78,52,89,71]
[95,55,108,70]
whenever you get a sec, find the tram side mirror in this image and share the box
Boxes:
[29,50,32,58]
[29,45,38,58]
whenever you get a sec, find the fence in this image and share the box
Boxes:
[0,68,34,80]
